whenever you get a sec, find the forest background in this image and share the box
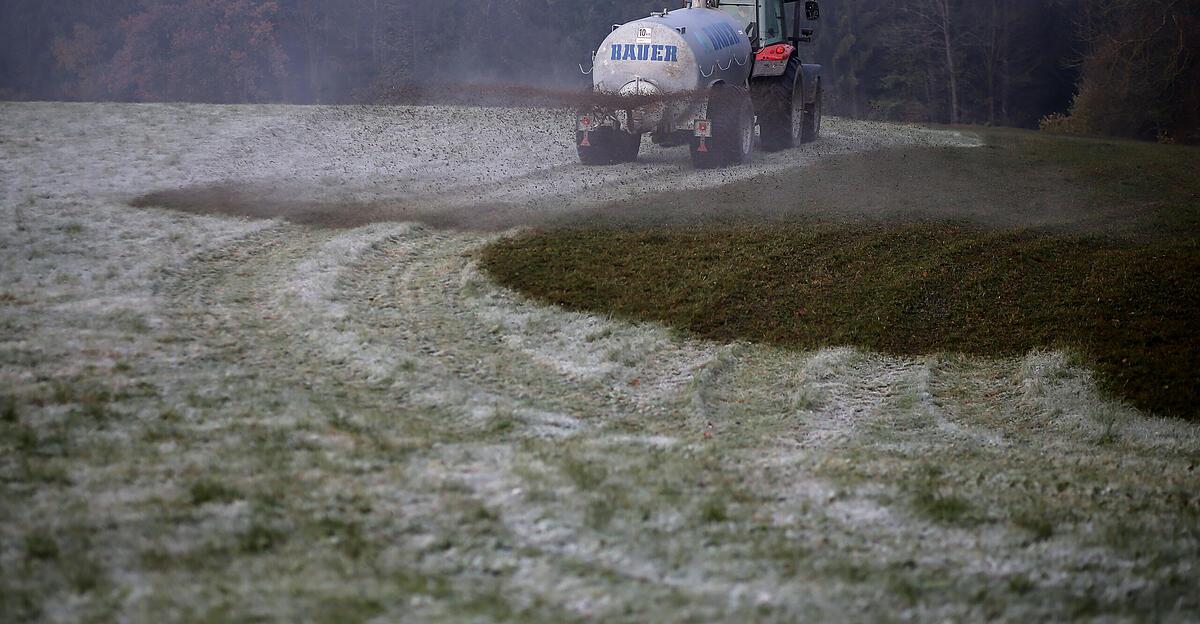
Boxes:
[1,0,1196,142]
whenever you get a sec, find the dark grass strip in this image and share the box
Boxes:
[484,223,1197,418]
[483,130,1200,418]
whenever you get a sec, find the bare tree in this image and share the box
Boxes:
[903,0,963,123]
[1070,0,1198,140]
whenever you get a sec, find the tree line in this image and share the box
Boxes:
[1,0,1195,142]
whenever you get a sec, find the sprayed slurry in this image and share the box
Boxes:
[3,102,1198,621]
[125,103,982,230]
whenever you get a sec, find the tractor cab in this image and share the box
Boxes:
[718,0,819,49]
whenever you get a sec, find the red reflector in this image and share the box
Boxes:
[755,43,795,63]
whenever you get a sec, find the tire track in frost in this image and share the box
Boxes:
[163,219,758,610]
[282,222,990,613]
[163,218,724,477]
[9,102,1194,620]
[341,226,619,430]
[163,190,1153,620]
[155,107,1040,616]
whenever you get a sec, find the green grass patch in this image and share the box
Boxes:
[23,530,60,562]
[188,479,242,506]
[238,520,286,554]
[1011,511,1057,542]
[559,456,608,491]
[905,463,974,525]
[483,130,1199,418]
[912,488,973,525]
[0,396,17,423]
[698,495,730,524]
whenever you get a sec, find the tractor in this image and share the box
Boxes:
[577,0,823,168]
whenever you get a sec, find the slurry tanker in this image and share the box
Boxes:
[577,0,823,168]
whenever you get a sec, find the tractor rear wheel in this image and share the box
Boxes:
[617,131,641,163]
[801,81,823,144]
[690,87,755,169]
[759,58,805,152]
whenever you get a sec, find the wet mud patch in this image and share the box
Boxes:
[130,182,539,231]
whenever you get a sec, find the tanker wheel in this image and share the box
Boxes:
[802,81,823,144]
[576,127,618,165]
[618,131,641,163]
[690,87,755,169]
[759,58,805,152]
[577,127,641,165]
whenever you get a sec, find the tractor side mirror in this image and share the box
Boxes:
[805,1,820,20]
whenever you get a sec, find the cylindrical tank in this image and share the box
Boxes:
[592,7,753,96]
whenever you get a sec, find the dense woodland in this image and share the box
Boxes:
[0,0,1196,142]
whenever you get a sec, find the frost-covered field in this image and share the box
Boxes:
[1,102,1197,622]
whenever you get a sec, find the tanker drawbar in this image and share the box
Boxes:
[575,0,825,169]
